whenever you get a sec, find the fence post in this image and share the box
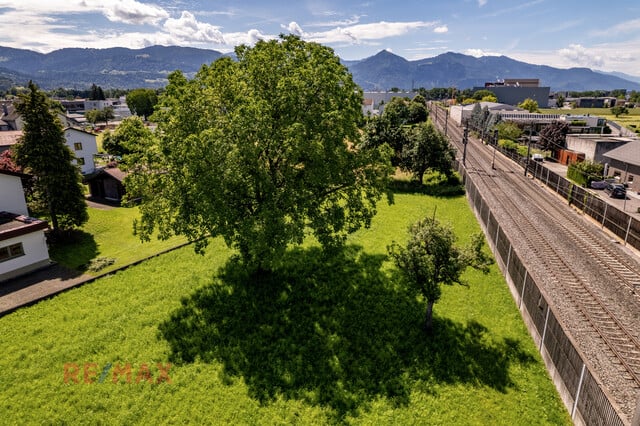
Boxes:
[540,305,550,352]
[602,203,608,228]
[546,167,550,187]
[519,270,527,309]
[571,363,587,419]
[506,245,512,270]
[625,216,633,245]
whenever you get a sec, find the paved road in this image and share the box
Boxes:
[0,263,93,317]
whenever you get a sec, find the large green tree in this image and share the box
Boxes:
[13,82,88,232]
[401,121,454,183]
[389,216,492,332]
[126,88,158,120]
[126,35,392,270]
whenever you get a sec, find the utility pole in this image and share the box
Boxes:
[524,125,533,177]
[462,126,469,167]
[491,129,498,170]
[444,110,449,136]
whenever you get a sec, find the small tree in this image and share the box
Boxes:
[539,121,570,151]
[518,98,539,113]
[496,121,522,141]
[389,216,492,332]
[126,88,158,120]
[13,81,88,232]
[102,116,152,160]
[610,105,629,118]
[401,121,454,183]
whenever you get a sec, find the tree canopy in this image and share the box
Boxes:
[610,105,629,118]
[401,121,455,183]
[102,116,153,160]
[518,98,539,113]
[126,35,392,270]
[13,81,88,232]
[539,121,570,151]
[126,88,158,120]
[389,216,492,332]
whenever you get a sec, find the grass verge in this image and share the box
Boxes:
[0,191,570,424]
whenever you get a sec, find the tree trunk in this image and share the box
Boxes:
[423,300,434,333]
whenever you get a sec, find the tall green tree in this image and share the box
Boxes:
[401,121,454,183]
[126,35,392,270]
[126,88,158,120]
[13,82,88,232]
[389,216,492,332]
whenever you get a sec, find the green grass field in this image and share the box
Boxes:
[48,206,187,275]
[540,107,640,134]
[0,191,571,425]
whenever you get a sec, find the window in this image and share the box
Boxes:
[0,243,25,263]
[628,175,634,183]
[74,142,83,151]
[77,158,85,166]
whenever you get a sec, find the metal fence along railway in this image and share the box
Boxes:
[460,161,627,426]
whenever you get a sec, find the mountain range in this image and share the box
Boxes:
[0,45,639,93]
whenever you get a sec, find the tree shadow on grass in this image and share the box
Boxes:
[47,229,99,271]
[389,174,465,198]
[159,246,534,418]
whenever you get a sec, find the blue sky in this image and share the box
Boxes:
[1,0,639,77]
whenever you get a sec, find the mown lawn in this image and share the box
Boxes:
[0,191,570,425]
[48,206,187,275]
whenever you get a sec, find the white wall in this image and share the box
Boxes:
[0,173,28,216]
[0,230,50,282]
[65,128,98,174]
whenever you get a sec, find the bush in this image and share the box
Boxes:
[567,161,604,186]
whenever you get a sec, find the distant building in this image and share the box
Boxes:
[449,102,525,126]
[473,78,551,107]
[0,131,22,154]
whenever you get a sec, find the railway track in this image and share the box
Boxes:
[427,103,640,395]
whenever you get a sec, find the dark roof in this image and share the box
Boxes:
[0,211,48,242]
[602,140,640,167]
[85,166,128,183]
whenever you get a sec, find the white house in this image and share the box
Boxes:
[64,127,98,175]
[0,170,50,282]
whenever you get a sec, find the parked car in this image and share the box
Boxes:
[590,180,609,189]
[604,183,626,199]
[531,153,544,162]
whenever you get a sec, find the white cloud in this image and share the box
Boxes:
[433,26,448,34]
[478,0,488,6]
[307,21,436,45]
[99,0,169,25]
[282,21,305,37]
[465,49,500,57]
[558,44,604,68]
[164,11,225,44]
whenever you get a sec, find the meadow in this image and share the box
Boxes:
[0,188,570,425]
[539,106,640,134]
